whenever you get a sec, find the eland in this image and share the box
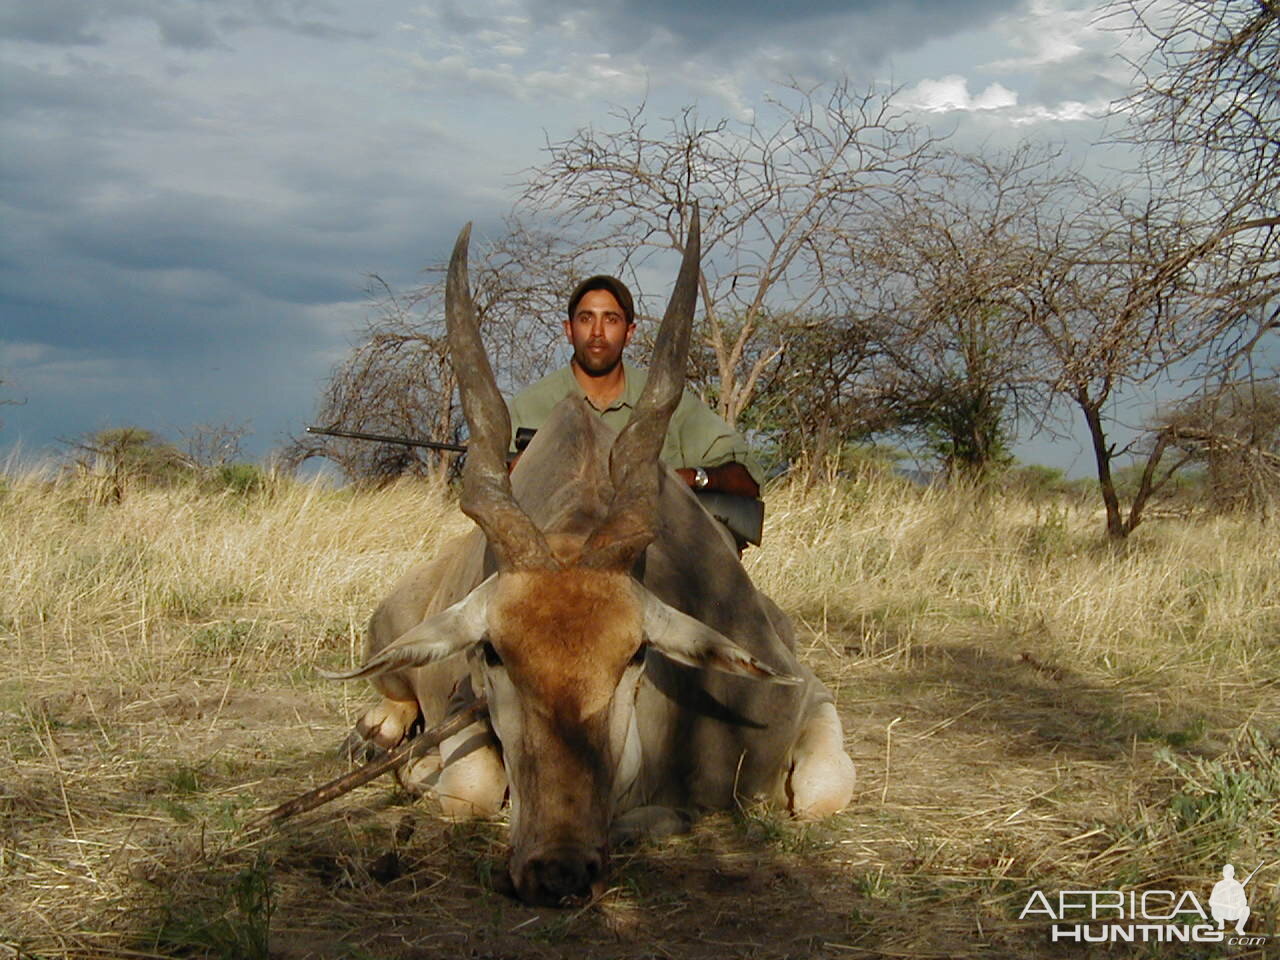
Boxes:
[328,209,856,905]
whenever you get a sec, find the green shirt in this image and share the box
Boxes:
[507,363,764,485]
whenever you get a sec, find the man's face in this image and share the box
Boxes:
[565,289,634,377]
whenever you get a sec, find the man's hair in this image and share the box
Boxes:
[567,275,635,326]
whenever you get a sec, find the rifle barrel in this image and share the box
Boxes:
[305,425,467,454]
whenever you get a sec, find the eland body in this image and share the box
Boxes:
[334,211,855,904]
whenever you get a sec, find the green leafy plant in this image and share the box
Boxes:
[153,855,274,960]
[1160,726,1280,858]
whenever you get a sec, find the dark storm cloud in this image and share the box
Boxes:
[60,194,356,303]
[1026,48,1130,105]
[1,171,474,349]
[0,324,348,460]
[1,132,476,457]
[0,0,363,51]
[431,0,493,37]
[522,0,1023,63]
[0,132,109,217]
[0,179,473,459]
[1,105,487,453]
[1,60,183,137]
[0,1,222,50]
[0,1,496,461]
[0,0,105,46]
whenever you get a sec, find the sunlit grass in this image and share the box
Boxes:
[1,465,1277,958]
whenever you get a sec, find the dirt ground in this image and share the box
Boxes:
[5,617,1277,960]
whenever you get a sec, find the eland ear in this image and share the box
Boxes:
[640,589,801,684]
[320,576,497,681]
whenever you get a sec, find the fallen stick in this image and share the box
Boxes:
[255,699,488,825]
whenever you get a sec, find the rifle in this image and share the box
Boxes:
[305,425,467,454]
[305,424,762,543]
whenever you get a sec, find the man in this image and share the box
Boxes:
[507,275,763,501]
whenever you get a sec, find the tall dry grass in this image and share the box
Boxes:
[2,472,471,694]
[6,467,1275,693]
[751,473,1280,701]
[2,465,1277,958]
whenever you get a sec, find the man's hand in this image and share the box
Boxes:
[674,462,759,499]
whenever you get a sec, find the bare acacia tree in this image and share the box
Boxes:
[181,422,247,470]
[285,277,461,484]
[1027,178,1245,538]
[64,427,191,502]
[1158,376,1280,513]
[520,79,943,427]
[1053,0,1280,535]
[852,146,1070,478]
[1113,0,1278,215]
[287,222,586,484]
[1110,0,1279,377]
[743,308,890,480]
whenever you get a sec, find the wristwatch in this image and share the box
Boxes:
[693,466,709,489]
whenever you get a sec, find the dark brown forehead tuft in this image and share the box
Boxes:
[491,568,642,714]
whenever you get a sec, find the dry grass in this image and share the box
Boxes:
[2,467,1277,958]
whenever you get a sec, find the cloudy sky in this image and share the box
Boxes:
[1,0,1158,471]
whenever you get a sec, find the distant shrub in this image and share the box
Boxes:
[843,444,910,481]
[775,444,915,490]
[64,427,193,502]
[57,426,284,505]
[1159,382,1280,513]
[1111,462,1208,510]
[1004,463,1074,501]
[214,463,267,496]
